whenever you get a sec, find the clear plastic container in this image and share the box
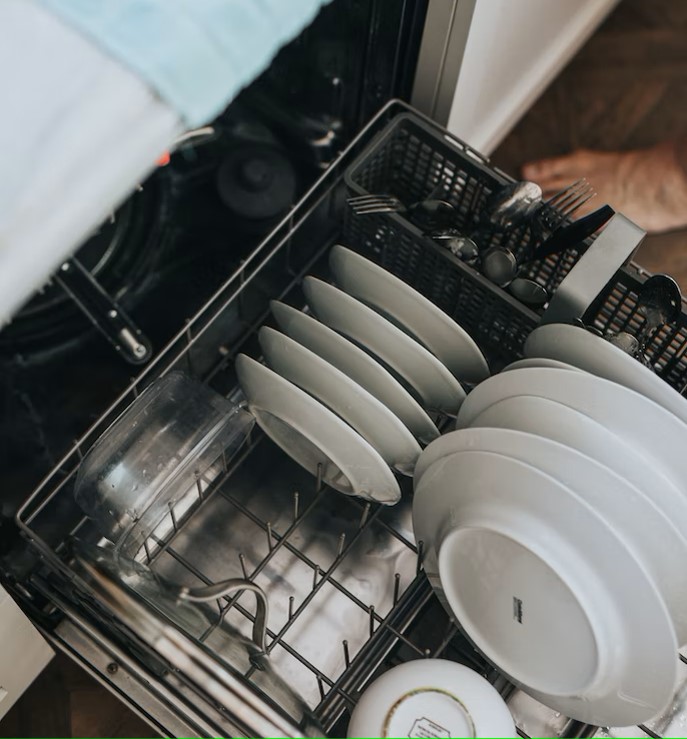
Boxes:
[74,371,254,557]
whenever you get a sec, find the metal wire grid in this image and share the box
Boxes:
[13,100,687,737]
[139,451,426,723]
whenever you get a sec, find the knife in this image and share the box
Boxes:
[532,204,615,262]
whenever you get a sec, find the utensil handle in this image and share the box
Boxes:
[532,204,615,262]
[539,213,645,325]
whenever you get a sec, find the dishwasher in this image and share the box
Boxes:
[5,93,687,738]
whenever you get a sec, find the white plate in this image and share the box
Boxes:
[236,354,400,504]
[329,244,490,383]
[456,366,687,497]
[270,301,439,444]
[347,659,515,738]
[415,424,687,643]
[258,327,421,475]
[525,323,687,426]
[471,394,687,555]
[418,394,687,550]
[502,357,583,373]
[303,276,466,414]
[413,445,677,726]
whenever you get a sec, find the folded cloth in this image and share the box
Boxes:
[38,0,331,128]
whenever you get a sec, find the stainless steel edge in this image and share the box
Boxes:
[411,0,477,124]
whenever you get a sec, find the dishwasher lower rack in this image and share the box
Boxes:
[13,99,687,738]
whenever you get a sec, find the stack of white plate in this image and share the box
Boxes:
[236,244,489,504]
[413,321,687,726]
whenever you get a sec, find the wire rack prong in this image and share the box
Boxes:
[393,573,401,605]
[317,675,326,702]
[358,502,371,529]
[239,552,249,580]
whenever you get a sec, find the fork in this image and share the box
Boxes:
[537,178,596,232]
[347,193,406,215]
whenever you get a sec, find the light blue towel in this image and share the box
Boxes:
[38,0,330,128]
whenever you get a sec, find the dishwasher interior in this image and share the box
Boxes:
[13,100,687,738]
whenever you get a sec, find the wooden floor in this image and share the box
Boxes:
[3,0,687,736]
[492,0,687,289]
[0,653,155,738]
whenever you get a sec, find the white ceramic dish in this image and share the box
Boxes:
[466,394,687,556]
[416,425,687,644]
[502,357,583,373]
[347,659,515,738]
[329,244,490,383]
[236,354,400,504]
[418,393,687,549]
[455,366,687,497]
[303,276,466,414]
[270,301,439,444]
[258,327,421,475]
[413,446,677,726]
[525,322,687,426]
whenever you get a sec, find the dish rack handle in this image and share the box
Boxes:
[180,578,268,653]
[539,213,646,325]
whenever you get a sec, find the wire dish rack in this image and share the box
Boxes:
[14,99,687,737]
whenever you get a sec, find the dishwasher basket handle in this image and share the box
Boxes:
[539,213,646,325]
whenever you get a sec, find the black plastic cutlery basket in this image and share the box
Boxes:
[342,111,687,388]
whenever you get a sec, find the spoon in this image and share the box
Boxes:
[508,278,549,307]
[635,274,682,357]
[481,247,517,286]
[431,230,479,262]
[409,199,456,231]
[606,331,640,356]
[482,180,543,230]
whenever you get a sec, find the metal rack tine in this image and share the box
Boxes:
[288,595,295,621]
[239,552,249,580]
[342,640,350,668]
[358,502,371,529]
[393,573,401,605]
[368,605,376,637]
[266,522,274,551]
[312,564,321,590]
[293,491,300,522]
[168,501,179,533]
[416,540,424,575]
[337,532,346,557]
[317,675,326,702]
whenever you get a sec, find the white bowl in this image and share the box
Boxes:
[347,659,515,738]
